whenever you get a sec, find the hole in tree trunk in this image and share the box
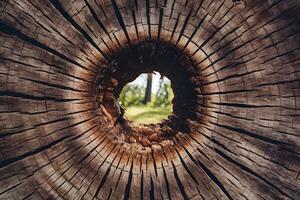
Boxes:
[96,41,202,147]
[1,1,300,199]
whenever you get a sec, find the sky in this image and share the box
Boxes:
[127,71,170,93]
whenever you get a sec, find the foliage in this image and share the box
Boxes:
[118,84,145,107]
[153,80,173,107]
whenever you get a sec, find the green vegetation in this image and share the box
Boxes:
[125,105,172,124]
[119,73,173,124]
[118,84,146,107]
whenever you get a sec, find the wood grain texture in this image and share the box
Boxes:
[0,0,300,199]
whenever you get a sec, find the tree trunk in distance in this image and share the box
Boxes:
[143,73,152,104]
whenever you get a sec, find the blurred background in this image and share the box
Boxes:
[118,72,173,124]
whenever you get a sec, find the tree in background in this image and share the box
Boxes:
[153,79,173,107]
[119,73,173,108]
[143,73,152,104]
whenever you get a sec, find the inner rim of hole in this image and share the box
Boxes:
[97,40,202,147]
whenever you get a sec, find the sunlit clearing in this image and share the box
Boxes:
[118,72,173,124]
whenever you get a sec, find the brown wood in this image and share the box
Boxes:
[0,0,300,199]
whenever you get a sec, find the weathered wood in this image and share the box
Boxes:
[1,0,300,199]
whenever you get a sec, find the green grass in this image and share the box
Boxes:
[124,105,172,124]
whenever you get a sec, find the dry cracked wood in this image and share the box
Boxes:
[0,0,300,199]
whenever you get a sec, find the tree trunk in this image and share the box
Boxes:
[143,73,152,104]
[0,0,299,199]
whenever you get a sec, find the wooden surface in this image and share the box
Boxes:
[0,0,300,199]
